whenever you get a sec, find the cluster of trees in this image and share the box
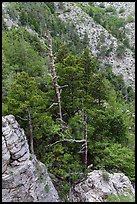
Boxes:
[2,2,135,201]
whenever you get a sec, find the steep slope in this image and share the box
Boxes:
[2,2,135,88]
[54,2,135,89]
[93,2,135,49]
[2,115,60,202]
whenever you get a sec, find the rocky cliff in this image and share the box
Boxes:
[2,115,60,202]
[69,170,135,202]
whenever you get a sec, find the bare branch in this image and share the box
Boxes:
[46,139,87,148]
[58,85,68,89]
[87,164,93,169]
[46,103,58,111]
[56,118,67,125]
[80,145,86,151]
[78,150,85,153]
[17,115,28,121]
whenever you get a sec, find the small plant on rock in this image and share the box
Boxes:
[116,44,126,58]
[101,170,110,182]
[119,8,125,14]
[45,183,49,193]
[106,194,135,202]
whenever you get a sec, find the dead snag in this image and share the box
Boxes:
[45,29,63,123]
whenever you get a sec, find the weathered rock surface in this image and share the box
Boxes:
[2,115,60,202]
[54,2,135,89]
[69,170,135,202]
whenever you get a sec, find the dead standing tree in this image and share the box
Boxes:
[44,29,63,126]
[44,28,88,159]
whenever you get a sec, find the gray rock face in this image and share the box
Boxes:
[69,170,135,202]
[54,2,135,89]
[2,115,60,202]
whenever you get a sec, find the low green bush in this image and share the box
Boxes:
[106,194,135,202]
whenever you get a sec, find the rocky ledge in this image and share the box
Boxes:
[69,170,135,202]
[2,115,60,202]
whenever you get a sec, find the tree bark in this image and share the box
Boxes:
[83,112,88,169]
[27,108,34,155]
[45,29,63,123]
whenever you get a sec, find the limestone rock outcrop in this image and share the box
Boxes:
[2,115,60,202]
[69,170,135,202]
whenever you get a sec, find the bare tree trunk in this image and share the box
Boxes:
[83,112,88,169]
[45,29,63,122]
[27,108,34,155]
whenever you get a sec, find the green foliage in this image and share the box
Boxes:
[69,114,83,139]
[2,2,135,200]
[56,180,71,202]
[80,3,130,48]
[116,44,126,58]
[127,86,135,103]
[106,194,135,202]
[126,15,134,23]
[105,6,116,13]
[119,7,125,14]
[103,65,134,103]
[7,72,60,143]
[45,2,55,14]
[101,170,110,182]
[99,3,105,8]
[6,2,20,20]
[96,143,135,181]
[44,183,49,193]
[2,29,45,77]
[8,72,43,114]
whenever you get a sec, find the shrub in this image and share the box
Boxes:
[99,3,105,8]
[116,44,126,58]
[106,194,135,202]
[119,7,125,13]
[96,143,135,182]
[101,170,110,182]
[105,6,116,13]
[45,183,49,193]
[126,15,134,23]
